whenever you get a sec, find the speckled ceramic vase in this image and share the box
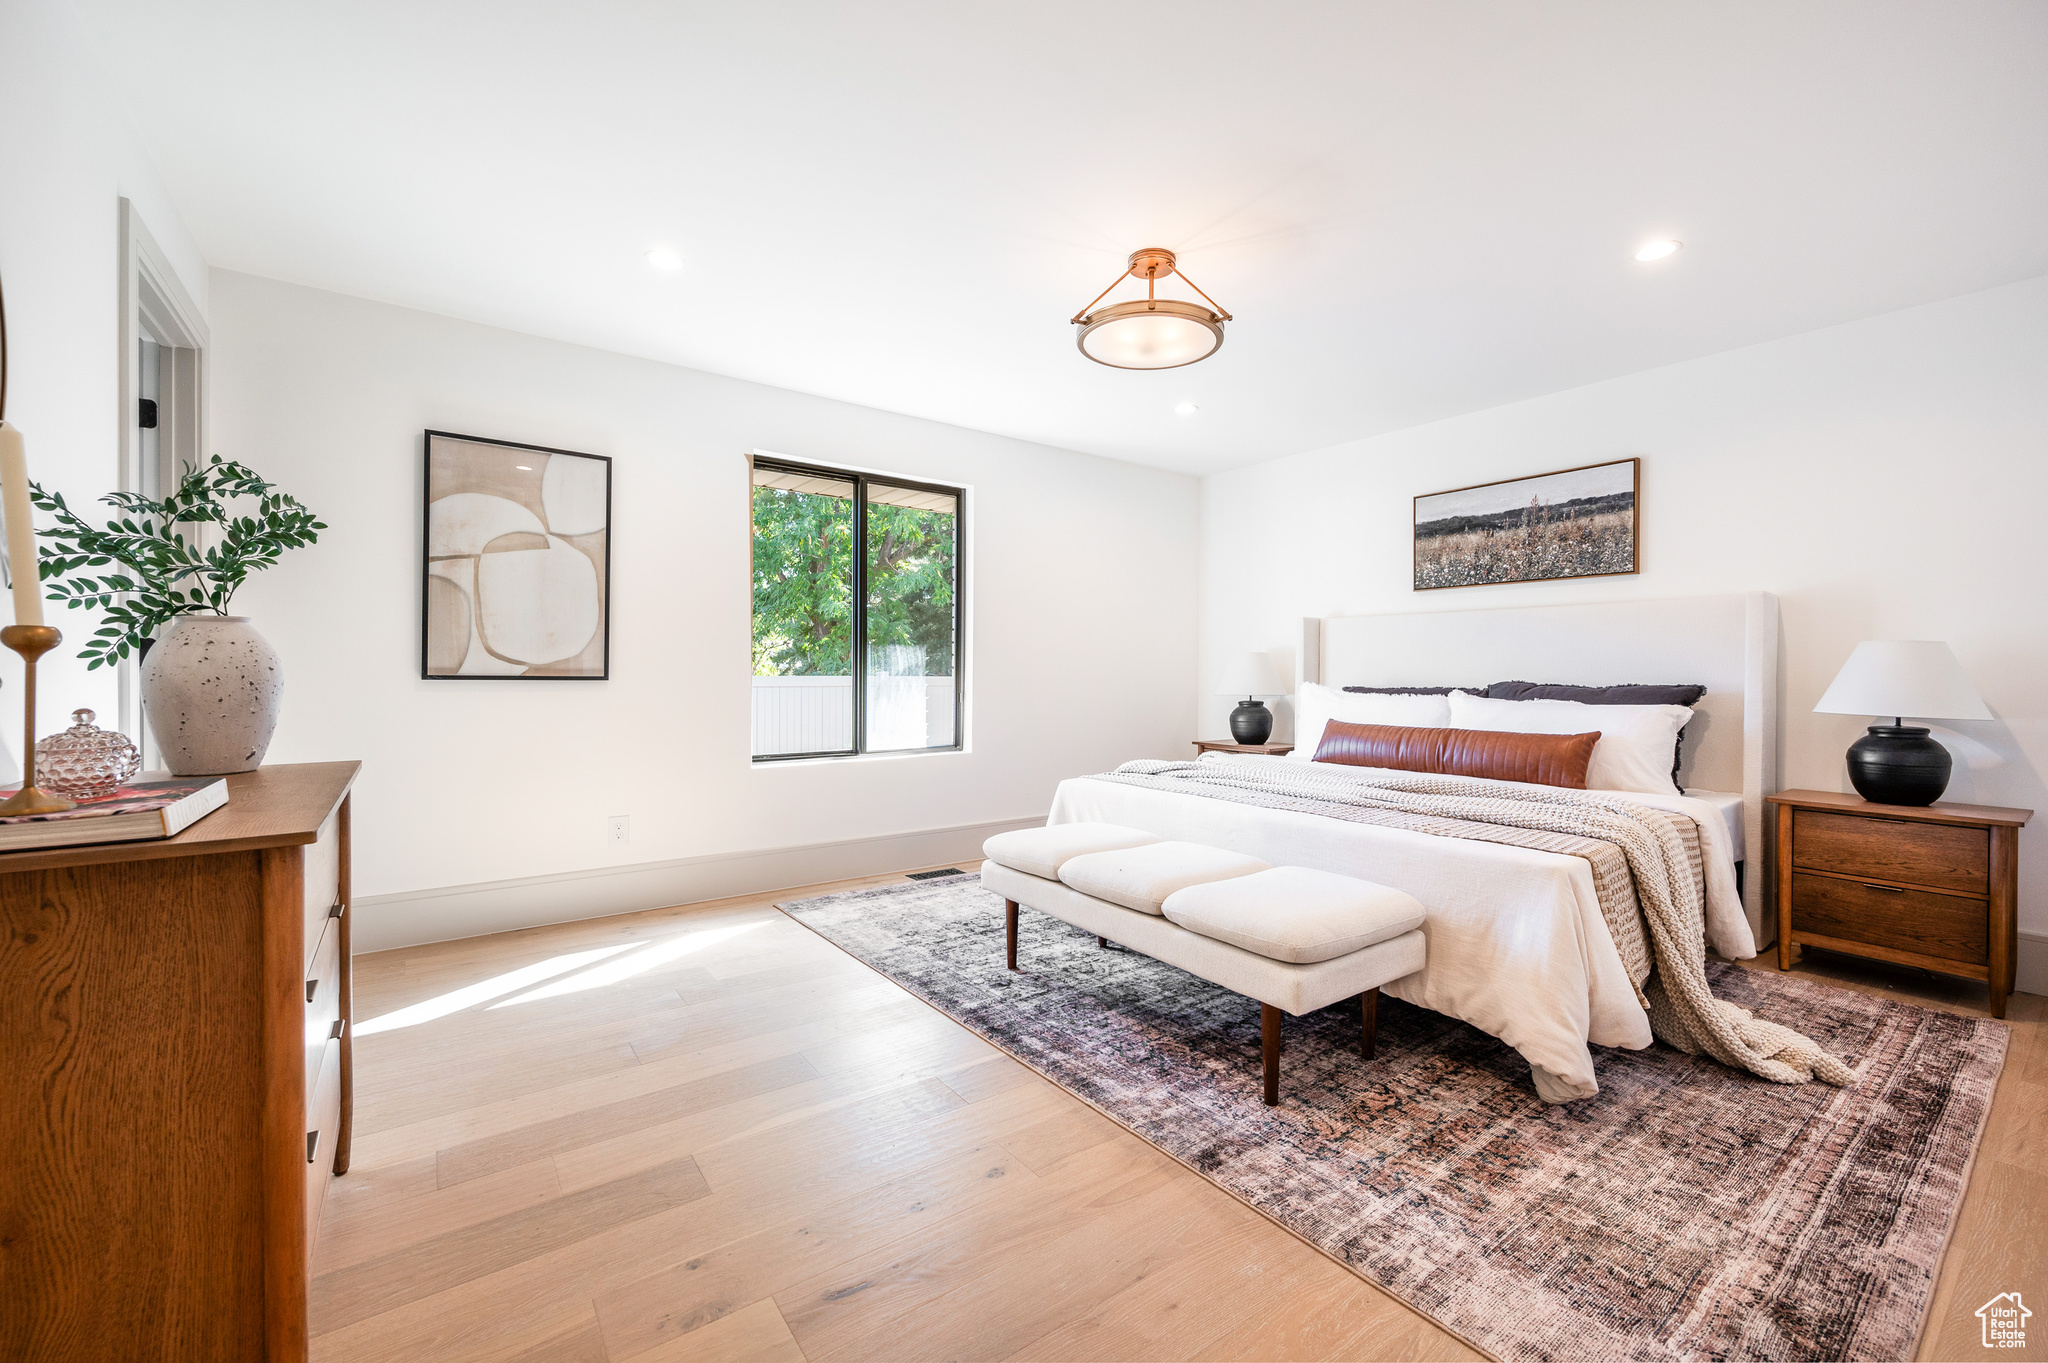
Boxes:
[141,614,284,775]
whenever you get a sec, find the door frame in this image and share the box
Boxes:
[117,199,210,754]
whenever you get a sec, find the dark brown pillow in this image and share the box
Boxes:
[1341,685,1477,696]
[1312,720,1600,789]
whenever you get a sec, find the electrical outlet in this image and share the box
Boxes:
[607,815,630,846]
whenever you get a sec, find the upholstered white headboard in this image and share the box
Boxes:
[1297,592,1779,941]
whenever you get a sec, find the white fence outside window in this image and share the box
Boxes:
[751,676,956,755]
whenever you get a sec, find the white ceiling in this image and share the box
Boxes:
[83,1,2048,475]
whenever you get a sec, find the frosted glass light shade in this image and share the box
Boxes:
[1217,651,1285,698]
[1076,300,1224,369]
[1813,640,1991,721]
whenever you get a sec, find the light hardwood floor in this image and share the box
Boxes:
[315,868,2047,1363]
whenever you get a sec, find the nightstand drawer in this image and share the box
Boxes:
[1791,809,1987,893]
[1790,872,1988,965]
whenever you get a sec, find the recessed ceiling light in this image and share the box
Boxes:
[514,465,533,471]
[645,247,684,271]
[1174,402,1199,416]
[1634,239,1682,262]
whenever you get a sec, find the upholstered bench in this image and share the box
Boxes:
[981,822,1427,1104]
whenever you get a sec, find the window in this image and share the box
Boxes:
[750,457,963,760]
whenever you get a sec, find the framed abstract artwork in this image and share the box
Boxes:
[1413,457,1638,591]
[422,430,611,678]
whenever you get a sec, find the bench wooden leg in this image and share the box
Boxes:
[1262,1004,1281,1105]
[1005,900,1018,971]
[1097,935,1107,949]
[1361,986,1378,1060]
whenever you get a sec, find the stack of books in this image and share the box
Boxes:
[0,776,230,852]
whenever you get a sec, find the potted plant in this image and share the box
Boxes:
[30,455,325,775]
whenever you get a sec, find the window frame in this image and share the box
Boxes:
[749,455,966,763]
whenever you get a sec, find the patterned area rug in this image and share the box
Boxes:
[780,873,2008,1363]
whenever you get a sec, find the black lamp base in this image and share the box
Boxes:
[1845,725,1952,807]
[1228,699,1274,745]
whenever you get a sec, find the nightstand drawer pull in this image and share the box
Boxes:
[306,1129,321,1163]
[305,977,319,1003]
[329,899,345,919]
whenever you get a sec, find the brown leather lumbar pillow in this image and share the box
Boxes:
[1312,720,1601,789]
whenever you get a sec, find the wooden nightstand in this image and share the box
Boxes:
[1768,789,2032,1017]
[1193,740,1294,757]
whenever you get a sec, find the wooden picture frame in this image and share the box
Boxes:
[1413,457,1638,591]
[421,430,612,678]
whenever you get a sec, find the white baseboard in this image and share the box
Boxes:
[2019,930,2048,999]
[352,812,1046,954]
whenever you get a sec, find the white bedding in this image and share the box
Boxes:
[1684,788,1745,863]
[1048,754,1754,1101]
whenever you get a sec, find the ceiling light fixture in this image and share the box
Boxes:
[1072,247,1232,370]
[1634,239,1682,262]
[645,247,684,271]
[1174,402,1199,416]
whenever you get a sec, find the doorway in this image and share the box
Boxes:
[119,200,209,763]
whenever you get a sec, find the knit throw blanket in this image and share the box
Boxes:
[1092,760,1854,1090]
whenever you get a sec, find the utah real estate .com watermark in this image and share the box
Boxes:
[1977,1293,2030,1349]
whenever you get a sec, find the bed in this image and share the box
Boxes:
[1048,592,1782,1101]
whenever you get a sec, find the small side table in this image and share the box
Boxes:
[1767,788,2031,1017]
[1194,740,1294,757]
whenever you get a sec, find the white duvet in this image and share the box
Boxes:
[1048,754,1755,1101]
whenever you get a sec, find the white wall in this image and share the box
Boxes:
[0,0,209,746]
[210,271,1199,947]
[1201,276,2048,967]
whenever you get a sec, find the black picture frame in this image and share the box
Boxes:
[421,429,612,679]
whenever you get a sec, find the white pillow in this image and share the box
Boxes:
[1446,690,1693,794]
[1289,683,1454,761]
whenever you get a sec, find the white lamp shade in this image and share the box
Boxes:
[1813,640,1992,721]
[1216,651,1285,698]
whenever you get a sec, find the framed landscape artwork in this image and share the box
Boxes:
[1413,458,1638,591]
[422,430,611,678]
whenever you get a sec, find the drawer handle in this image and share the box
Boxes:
[1868,884,1907,893]
[305,977,319,1003]
[306,1130,320,1164]
[329,899,345,920]
[330,1019,345,1041]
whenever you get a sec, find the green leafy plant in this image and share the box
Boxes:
[749,485,956,677]
[28,455,325,669]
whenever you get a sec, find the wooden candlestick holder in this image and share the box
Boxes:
[1,623,77,815]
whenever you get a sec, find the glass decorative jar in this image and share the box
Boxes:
[35,709,143,800]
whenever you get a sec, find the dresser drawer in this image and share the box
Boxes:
[1792,809,1987,893]
[303,806,342,969]
[305,1036,343,1257]
[304,913,344,1102]
[1791,872,1988,965]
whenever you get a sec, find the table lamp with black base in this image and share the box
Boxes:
[1813,640,1991,806]
[1216,652,1286,745]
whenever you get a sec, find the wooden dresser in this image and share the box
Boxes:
[0,762,359,1362]
[1768,788,2031,1017]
